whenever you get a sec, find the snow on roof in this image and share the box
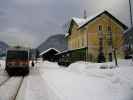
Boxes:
[79,13,101,28]
[67,11,127,37]
[67,11,106,37]
[72,17,87,27]
[72,11,103,28]
[65,33,69,37]
[56,47,87,55]
[40,48,60,56]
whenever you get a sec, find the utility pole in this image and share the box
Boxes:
[129,0,133,26]
[113,48,118,66]
[86,28,88,62]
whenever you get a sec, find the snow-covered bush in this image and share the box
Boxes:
[99,63,114,69]
[68,61,116,73]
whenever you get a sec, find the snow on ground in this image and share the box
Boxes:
[1,59,133,100]
[0,70,9,85]
[0,60,5,69]
[0,60,9,85]
[40,61,60,68]
[38,59,133,100]
[16,68,60,100]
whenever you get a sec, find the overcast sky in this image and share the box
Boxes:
[0,0,132,48]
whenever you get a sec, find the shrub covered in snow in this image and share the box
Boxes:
[99,62,115,69]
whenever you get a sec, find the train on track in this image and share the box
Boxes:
[5,48,29,76]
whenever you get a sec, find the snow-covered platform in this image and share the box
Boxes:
[0,59,133,100]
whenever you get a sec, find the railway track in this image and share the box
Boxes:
[0,77,24,100]
[14,77,24,100]
[0,77,10,87]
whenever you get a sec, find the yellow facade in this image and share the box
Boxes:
[67,12,127,62]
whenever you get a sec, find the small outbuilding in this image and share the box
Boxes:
[39,48,60,62]
[124,26,133,58]
[124,26,133,45]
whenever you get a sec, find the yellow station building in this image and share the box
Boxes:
[66,11,128,62]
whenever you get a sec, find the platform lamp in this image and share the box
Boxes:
[129,0,133,26]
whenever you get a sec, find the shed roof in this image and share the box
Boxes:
[40,48,60,56]
[56,47,87,55]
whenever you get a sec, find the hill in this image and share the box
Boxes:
[37,34,68,53]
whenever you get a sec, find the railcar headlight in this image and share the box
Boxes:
[7,62,15,66]
[19,62,24,66]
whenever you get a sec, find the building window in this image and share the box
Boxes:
[81,37,84,47]
[107,26,111,32]
[98,25,102,31]
[78,40,80,48]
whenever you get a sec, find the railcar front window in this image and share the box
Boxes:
[7,51,28,60]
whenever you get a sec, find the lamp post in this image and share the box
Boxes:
[86,28,88,62]
[129,0,133,26]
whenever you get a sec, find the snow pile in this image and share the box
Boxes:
[68,61,89,73]
[40,61,133,100]
[0,60,5,69]
[38,60,133,100]
[68,60,133,79]
[117,59,133,67]
[68,61,114,73]
[0,60,8,84]
[98,62,115,69]
[68,61,115,78]
[39,61,60,69]
[69,59,133,73]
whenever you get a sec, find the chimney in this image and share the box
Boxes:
[83,10,87,19]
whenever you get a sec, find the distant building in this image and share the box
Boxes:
[124,26,133,58]
[66,10,128,62]
[40,48,60,62]
[37,34,67,62]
